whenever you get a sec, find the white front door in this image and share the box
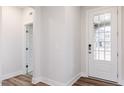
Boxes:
[88,7,118,82]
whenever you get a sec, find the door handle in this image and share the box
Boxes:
[88,44,92,54]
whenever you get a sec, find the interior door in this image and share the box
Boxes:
[88,7,118,82]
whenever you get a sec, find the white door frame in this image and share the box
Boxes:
[22,7,35,75]
[23,22,33,74]
[84,6,122,84]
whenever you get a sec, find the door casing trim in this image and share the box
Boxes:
[23,22,33,75]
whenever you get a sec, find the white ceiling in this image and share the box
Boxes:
[16,6,29,9]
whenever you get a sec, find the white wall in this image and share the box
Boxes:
[121,7,124,82]
[33,7,42,81]
[0,7,2,84]
[33,6,81,85]
[0,7,23,79]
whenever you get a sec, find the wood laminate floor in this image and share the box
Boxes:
[2,75,120,86]
[2,74,48,86]
[73,77,120,86]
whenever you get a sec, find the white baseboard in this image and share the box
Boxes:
[32,73,81,86]
[32,77,41,84]
[66,73,81,86]
[32,76,65,86]
[81,72,88,77]
[0,81,1,86]
[118,80,124,86]
[1,70,23,81]
[40,77,65,86]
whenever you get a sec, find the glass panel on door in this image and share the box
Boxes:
[93,13,111,61]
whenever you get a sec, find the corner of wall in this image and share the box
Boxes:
[66,73,81,86]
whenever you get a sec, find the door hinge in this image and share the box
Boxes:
[26,65,28,68]
[117,73,118,78]
[26,30,28,33]
[26,48,28,50]
[117,52,119,57]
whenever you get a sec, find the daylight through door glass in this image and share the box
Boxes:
[93,13,111,61]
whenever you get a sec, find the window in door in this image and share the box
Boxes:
[93,13,111,61]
